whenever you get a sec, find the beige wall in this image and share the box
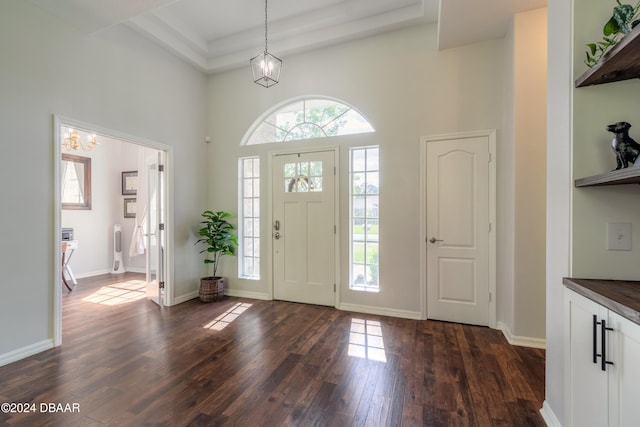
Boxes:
[61,137,137,277]
[208,23,505,316]
[545,0,573,422]
[513,9,548,339]
[207,18,547,338]
[61,138,150,277]
[0,0,208,360]
[0,0,549,365]
[573,0,640,280]
[502,8,548,343]
[500,14,517,339]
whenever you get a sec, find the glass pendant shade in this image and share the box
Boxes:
[250,51,282,88]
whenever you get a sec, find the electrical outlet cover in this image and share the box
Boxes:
[607,222,632,251]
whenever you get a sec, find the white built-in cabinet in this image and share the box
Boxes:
[565,288,640,427]
[614,309,640,426]
[570,11,640,427]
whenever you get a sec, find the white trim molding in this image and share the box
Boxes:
[338,302,422,320]
[53,114,175,347]
[498,321,546,349]
[540,400,562,427]
[0,339,54,368]
[224,289,272,301]
[171,291,199,306]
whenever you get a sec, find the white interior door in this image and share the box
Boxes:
[272,151,335,306]
[426,135,492,326]
[145,151,165,306]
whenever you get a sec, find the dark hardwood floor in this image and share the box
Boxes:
[0,273,545,426]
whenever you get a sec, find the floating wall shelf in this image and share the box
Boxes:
[575,167,640,187]
[576,24,640,87]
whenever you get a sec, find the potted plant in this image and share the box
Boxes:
[584,0,640,67]
[196,210,238,302]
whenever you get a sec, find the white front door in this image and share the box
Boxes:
[426,134,493,326]
[272,150,336,306]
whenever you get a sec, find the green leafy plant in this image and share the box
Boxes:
[585,0,640,67]
[196,210,238,277]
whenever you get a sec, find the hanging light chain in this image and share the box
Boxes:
[250,0,281,87]
[264,0,269,53]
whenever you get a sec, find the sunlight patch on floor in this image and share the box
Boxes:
[204,302,253,331]
[348,318,387,362]
[81,280,147,305]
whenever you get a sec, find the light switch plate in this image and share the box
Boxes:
[607,222,632,251]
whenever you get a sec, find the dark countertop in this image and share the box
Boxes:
[564,278,640,326]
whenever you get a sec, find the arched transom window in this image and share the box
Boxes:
[243,97,375,145]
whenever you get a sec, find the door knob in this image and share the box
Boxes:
[429,237,443,243]
[274,232,281,240]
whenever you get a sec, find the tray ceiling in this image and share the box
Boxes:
[30,0,546,74]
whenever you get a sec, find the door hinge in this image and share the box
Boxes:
[159,223,165,231]
[159,281,165,289]
[334,225,337,234]
[334,284,336,292]
[488,222,492,232]
[488,153,492,162]
[489,292,492,302]
[159,164,165,172]
[334,166,336,175]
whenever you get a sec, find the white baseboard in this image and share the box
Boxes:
[170,291,198,305]
[224,289,271,301]
[540,400,562,427]
[170,289,271,306]
[0,339,54,367]
[73,268,145,280]
[338,302,422,320]
[74,269,112,279]
[497,321,546,349]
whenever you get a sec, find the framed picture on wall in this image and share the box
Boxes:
[122,171,138,195]
[124,198,136,218]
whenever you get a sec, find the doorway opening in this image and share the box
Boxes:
[53,115,173,346]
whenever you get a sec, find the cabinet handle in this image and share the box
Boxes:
[600,318,615,372]
[592,314,598,364]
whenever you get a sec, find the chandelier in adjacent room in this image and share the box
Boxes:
[63,129,98,152]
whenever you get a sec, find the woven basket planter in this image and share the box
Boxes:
[199,277,225,302]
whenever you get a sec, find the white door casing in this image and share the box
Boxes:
[421,130,496,326]
[272,150,336,306]
[53,115,174,346]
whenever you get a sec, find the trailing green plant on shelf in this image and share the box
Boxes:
[584,0,640,67]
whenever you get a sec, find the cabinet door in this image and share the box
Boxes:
[610,311,640,427]
[565,288,610,427]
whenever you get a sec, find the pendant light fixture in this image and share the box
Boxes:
[250,0,282,88]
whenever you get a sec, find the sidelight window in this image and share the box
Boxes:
[350,146,379,292]
[239,157,260,279]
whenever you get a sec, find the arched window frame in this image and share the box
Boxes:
[241,95,375,146]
